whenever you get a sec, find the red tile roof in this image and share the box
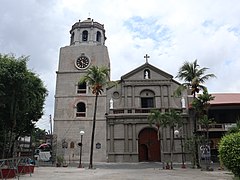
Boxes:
[210,93,240,105]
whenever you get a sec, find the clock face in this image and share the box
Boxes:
[75,56,90,69]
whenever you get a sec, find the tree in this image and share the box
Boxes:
[176,60,216,97]
[198,115,215,171]
[198,115,214,144]
[219,132,240,178]
[31,128,48,147]
[79,66,109,169]
[192,89,215,144]
[148,109,183,169]
[227,117,240,134]
[176,60,215,168]
[148,110,169,168]
[0,54,48,158]
[165,109,182,169]
[148,110,167,140]
[192,89,215,116]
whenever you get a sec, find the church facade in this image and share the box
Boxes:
[105,62,193,162]
[53,18,193,164]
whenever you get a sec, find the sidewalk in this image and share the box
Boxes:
[19,162,233,180]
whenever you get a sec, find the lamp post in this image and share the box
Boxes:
[78,130,85,168]
[174,129,186,168]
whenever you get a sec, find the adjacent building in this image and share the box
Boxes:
[199,93,240,162]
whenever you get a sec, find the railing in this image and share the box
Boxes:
[113,108,158,114]
[111,108,182,115]
[0,157,35,179]
[113,109,124,114]
[197,123,237,131]
[77,89,86,94]
[135,109,152,113]
[76,112,86,117]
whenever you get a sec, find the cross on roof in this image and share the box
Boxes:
[144,54,150,63]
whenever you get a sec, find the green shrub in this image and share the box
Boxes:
[219,132,240,177]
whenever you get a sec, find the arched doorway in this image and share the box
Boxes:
[138,128,160,162]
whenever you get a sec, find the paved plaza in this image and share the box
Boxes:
[18,162,233,180]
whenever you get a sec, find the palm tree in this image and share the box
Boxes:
[79,66,109,169]
[192,89,215,145]
[198,115,215,170]
[148,110,167,140]
[165,109,182,169]
[176,59,215,168]
[199,115,214,144]
[192,89,215,116]
[176,60,215,97]
[148,110,168,168]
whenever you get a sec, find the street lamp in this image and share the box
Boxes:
[78,130,85,168]
[174,129,186,168]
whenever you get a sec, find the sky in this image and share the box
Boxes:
[1,0,240,131]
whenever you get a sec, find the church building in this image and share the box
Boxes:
[53,18,195,164]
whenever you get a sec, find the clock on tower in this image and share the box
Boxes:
[75,55,90,69]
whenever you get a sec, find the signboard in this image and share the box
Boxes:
[200,145,211,158]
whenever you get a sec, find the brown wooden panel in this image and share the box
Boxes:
[138,128,161,162]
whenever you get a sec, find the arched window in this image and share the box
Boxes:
[140,90,155,108]
[96,31,101,42]
[76,102,86,117]
[70,142,75,149]
[144,69,150,79]
[70,32,74,45]
[82,30,88,41]
[77,82,86,94]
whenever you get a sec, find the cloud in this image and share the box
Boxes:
[1,0,240,130]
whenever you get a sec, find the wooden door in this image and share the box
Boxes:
[138,128,160,162]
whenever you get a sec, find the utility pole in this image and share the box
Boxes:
[49,114,53,164]
[49,114,53,136]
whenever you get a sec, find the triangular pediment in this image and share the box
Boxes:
[121,62,173,81]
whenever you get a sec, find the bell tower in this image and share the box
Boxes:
[70,18,106,46]
[53,18,110,163]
